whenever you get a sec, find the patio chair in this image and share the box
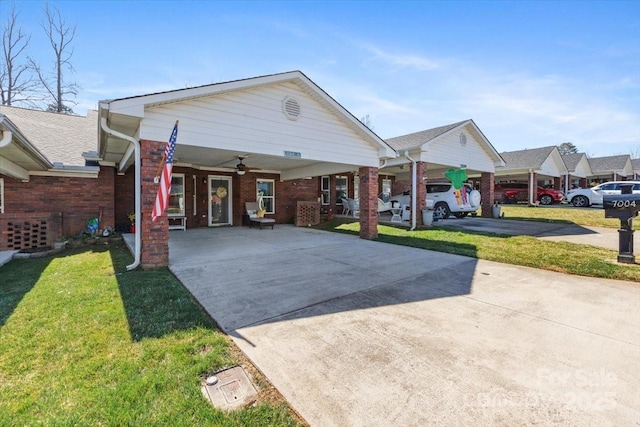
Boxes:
[377,198,392,214]
[348,198,360,218]
[245,202,275,229]
[341,198,351,216]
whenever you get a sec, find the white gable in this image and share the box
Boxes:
[572,156,592,178]
[538,150,567,177]
[142,81,380,167]
[421,124,499,173]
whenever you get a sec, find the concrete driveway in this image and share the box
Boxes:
[166,226,639,426]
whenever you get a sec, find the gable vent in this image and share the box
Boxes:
[282,96,301,121]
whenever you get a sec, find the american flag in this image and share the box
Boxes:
[151,122,179,222]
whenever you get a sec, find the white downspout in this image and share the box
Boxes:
[0,130,12,147]
[100,117,141,271]
[405,150,417,231]
[529,169,535,205]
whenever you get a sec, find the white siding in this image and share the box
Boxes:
[539,150,566,177]
[140,82,380,167]
[573,157,592,178]
[421,126,495,172]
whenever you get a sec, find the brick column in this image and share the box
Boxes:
[140,139,169,269]
[580,177,588,188]
[359,166,378,240]
[413,161,426,227]
[553,178,561,190]
[480,172,494,218]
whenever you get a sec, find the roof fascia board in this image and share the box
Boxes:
[0,115,53,169]
[0,156,30,180]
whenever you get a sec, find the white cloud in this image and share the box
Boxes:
[361,44,441,71]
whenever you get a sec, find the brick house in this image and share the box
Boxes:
[0,106,113,251]
[2,71,503,269]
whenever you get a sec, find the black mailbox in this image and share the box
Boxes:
[603,193,640,219]
[603,183,638,264]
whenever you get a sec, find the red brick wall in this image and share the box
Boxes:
[140,139,169,269]
[359,166,378,239]
[480,172,494,218]
[0,167,115,249]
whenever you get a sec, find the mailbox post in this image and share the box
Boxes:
[603,183,639,264]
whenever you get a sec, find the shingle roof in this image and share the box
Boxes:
[0,105,97,166]
[498,146,557,170]
[588,155,631,173]
[386,120,469,151]
[561,153,586,172]
[631,158,640,171]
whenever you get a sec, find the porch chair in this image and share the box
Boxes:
[341,198,351,216]
[245,202,275,230]
[348,198,360,218]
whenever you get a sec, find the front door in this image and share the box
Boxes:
[208,176,232,226]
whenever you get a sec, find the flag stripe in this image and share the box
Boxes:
[151,123,178,222]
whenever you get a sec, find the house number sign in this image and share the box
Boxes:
[284,151,302,158]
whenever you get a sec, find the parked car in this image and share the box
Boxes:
[391,182,481,219]
[566,181,640,207]
[494,182,564,205]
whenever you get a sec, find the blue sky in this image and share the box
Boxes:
[4,0,639,157]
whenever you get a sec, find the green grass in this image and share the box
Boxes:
[0,244,303,426]
[491,204,639,229]
[314,219,640,282]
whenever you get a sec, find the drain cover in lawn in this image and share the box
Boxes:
[201,366,258,410]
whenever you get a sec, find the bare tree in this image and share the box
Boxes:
[360,114,374,131]
[29,3,78,114]
[0,4,40,106]
[630,145,640,159]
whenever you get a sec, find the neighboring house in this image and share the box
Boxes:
[561,153,592,190]
[0,106,114,251]
[587,155,633,183]
[494,146,568,205]
[383,120,505,214]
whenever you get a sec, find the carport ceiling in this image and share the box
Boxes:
[174,145,358,175]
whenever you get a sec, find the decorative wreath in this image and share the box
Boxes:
[216,186,228,198]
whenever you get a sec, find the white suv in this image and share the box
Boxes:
[566,181,640,207]
[392,183,481,219]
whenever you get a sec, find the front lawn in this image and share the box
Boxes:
[314,220,640,282]
[491,204,638,229]
[0,244,303,426]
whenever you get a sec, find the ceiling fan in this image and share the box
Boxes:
[235,156,261,175]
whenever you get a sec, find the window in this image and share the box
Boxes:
[335,176,348,204]
[257,179,275,214]
[0,178,4,213]
[381,178,392,197]
[167,173,185,216]
[321,176,330,205]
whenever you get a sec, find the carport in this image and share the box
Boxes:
[494,146,568,205]
[98,71,396,269]
[381,120,505,216]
